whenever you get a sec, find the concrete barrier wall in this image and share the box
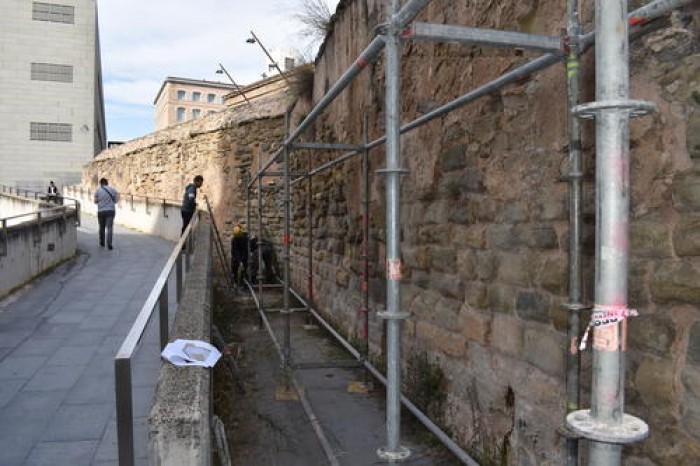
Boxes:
[0,205,78,299]
[0,193,55,224]
[64,186,183,242]
[149,218,212,466]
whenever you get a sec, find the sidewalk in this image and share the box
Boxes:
[0,215,176,466]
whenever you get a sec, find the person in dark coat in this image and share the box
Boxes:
[231,223,249,285]
[181,175,203,235]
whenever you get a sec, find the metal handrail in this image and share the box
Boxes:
[113,213,199,466]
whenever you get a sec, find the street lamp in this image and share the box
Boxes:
[245,30,291,86]
[215,63,253,108]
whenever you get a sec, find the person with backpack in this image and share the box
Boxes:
[93,177,120,250]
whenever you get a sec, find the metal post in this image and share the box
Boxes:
[257,155,264,307]
[282,111,292,368]
[246,175,252,283]
[307,148,314,301]
[377,0,410,460]
[563,1,585,465]
[567,0,652,462]
[115,357,134,466]
[361,113,370,357]
[176,253,183,302]
[158,286,169,351]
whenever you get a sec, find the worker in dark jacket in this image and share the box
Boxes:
[231,223,249,286]
[249,236,277,284]
[181,175,203,234]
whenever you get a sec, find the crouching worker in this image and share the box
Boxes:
[249,236,278,284]
[231,223,249,286]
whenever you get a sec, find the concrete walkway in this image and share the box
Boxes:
[0,215,175,466]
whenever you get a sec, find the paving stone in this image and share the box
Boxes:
[0,355,47,380]
[24,440,98,466]
[41,403,113,441]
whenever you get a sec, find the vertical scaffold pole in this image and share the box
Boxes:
[282,111,292,368]
[257,154,265,308]
[563,1,586,465]
[246,174,252,283]
[307,151,313,303]
[377,0,410,461]
[361,112,370,358]
[567,0,653,463]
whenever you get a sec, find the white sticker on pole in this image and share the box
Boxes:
[386,258,402,280]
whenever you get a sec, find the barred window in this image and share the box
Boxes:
[30,122,72,142]
[32,2,74,24]
[31,63,73,83]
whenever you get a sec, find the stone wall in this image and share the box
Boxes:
[287,1,700,465]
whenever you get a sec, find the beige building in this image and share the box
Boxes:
[0,0,107,191]
[153,78,237,131]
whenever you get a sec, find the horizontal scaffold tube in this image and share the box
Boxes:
[288,0,689,187]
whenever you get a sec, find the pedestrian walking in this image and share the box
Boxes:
[94,178,119,250]
[181,175,203,234]
[231,223,249,286]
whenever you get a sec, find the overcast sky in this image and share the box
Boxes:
[98,0,339,142]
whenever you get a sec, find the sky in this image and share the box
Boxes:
[98,0,340,142]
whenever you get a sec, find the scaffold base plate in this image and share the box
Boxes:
[566,409,649,444]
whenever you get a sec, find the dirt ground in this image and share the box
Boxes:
[212,284,461,466]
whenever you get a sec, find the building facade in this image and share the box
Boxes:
[0,0,106,192]
[153,78,237,131]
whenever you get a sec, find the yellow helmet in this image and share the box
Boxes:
[233,226,241,235]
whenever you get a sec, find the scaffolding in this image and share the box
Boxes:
[239,0,693,464]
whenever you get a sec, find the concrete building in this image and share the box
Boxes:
[0,0,107,192]
[153,78,237,131]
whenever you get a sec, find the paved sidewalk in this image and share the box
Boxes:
[0,215,176,466]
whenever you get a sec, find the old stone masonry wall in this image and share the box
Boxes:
[288,1,700,465]
[82,107,286,250]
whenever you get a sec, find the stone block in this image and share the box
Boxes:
[650,261,700,306]
[682,405,700,441]
[514,224,558,249]
[451,225,486,249]
[456,249,478,281]
[688,320,700,366]
[523,327,565,377]
[464,281,489,310]
[488,224,520,251]
[440,144,469,172]
[516,291,550,324]
[429,247,457,272]
[476,250,499,281]
[672,171,700,212]
[674,215,700,257]
[628,315,677,357]
[536,256,567,295]
[631,219,673,258]
[429,272,464,299]
[688,108,700,159]
[682,366,700,399]
[415,321,466,358]
[489,284,516,313]
[634,357,676,411]
[497,252,533,287]
[492,314,524,357]
[469,195,497,223]
[459,310,492,346]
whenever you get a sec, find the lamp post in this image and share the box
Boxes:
[215,63,253,108]
[246,30,291,86]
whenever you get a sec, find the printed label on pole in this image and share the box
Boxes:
[386,259,402,280]
[593,324,619,351]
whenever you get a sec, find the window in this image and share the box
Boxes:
[176,107,186,122]
[192,92,201,102]
[207,93,216,103]
[32,2,74,24]
[30,122,72,142]
[192,109,201,119]
[31,63,73,82]
[177,90,186,100]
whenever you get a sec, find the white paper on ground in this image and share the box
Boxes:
[161,339,222,367]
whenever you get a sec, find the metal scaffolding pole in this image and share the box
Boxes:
[562,1,587,465]
[361,113,370,357]
[257,154,265,308]
[307,151,314,302]
[377,0,410,461]
[566,0,657,463]
[283,111,292,369]
[246,175,252,283]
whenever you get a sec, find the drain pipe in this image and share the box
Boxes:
[562,1,587,465]
[566,0,655,464]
